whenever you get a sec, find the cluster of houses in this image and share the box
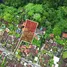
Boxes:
[0,20,67,67]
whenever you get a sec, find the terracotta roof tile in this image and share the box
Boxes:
[62,33,67,38]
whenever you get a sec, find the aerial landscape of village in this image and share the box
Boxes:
[0,0,67,67]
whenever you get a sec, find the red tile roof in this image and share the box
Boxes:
[25,20,38,32]
[62,33,67,38]
[20,45,27,49]
[20,45,38,56]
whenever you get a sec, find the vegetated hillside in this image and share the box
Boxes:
[0,0,67,35]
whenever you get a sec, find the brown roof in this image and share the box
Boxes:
[50,34,54,38]
[0,50,2,54]
[18,21,26,28]
[62,33,67,38]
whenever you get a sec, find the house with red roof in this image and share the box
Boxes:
[62,33,67,38]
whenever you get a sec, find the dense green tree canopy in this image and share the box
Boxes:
[0,0,67,37]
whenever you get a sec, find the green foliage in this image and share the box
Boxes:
[43,0,67,8]
[3,6,19,23]
[15,49,22,60]
[24,3,44,25]
[4,0,23,8]
[33,13,41,22]
[54,36,67,46]
[44,33,50,39]
[52,6,67,35]
[41,50,47,54]
[62,51,67,59]
[0,4,24,24]
[32,38,41,47]
[0,4,6,18]
[53,19,67,36]
[53,26,62,36]
[3,13,13,22]
[48,59,54,67]
[1,57,6,67]
[63,0,67,6]
[4,0,43,8]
